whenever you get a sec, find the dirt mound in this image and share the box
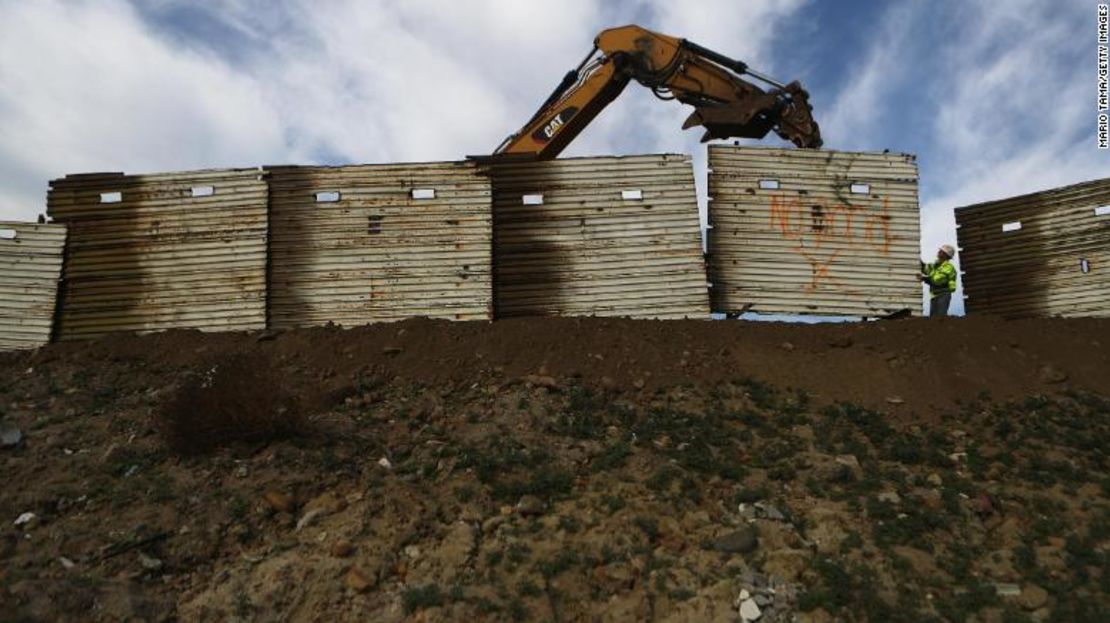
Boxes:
[8,315,1109,415]
[0,316,1108,621]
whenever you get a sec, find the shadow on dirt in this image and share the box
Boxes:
[157,353,307,454]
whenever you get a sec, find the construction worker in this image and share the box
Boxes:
[921,244,957,317]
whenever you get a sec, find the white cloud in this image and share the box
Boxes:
[818,3,921,150]
[0,0,809,226]
[818,1,1099,314]
[0,0,288,221]
[0,0,606,219]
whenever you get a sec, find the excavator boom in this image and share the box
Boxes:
[493,25,822,159]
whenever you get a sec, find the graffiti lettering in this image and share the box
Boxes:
[767,194,897,292]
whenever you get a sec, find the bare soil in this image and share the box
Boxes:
[0,316,1107,621]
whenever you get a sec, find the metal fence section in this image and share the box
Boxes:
[707,145,922,317]
[266,162,492,328]
[0,221,67,350]
[955,178,1110,317]
[46,170,268,339]
[487,154,709,319]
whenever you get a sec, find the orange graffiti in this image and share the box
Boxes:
[767,194,897,293]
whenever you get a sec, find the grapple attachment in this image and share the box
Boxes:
[682,81,822,149]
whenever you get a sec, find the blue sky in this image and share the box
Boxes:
[0,1,1104,315]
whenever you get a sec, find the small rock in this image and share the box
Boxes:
[138,552,163,571]
[658,521,686,553]
[877,491,901,505]
[1037,365,1068,384]
[230,523,252,543]
[0,422,23,448]
[973,493,994,516]
[263,490,296,514]
[481,515,506,534]
[737,570,769,589]
[592,562,637,593]
[753,594,772,607]
[754,502,786,521]
[382,346,403,356]
[346,567,374,593]
[834,455,861,470]
[377,457,392,469]
[994,583,1021,596]
[403,544,421,559]
[1016,584,1049,610]
[522,374,559,390]
[304,492,346,515]
[633,379,646,390]
[740,597,762,621]
[235,465,249,478]
[763,548,811,582]
[827,335,853,348]
[804,508,849,555]
[919,489,943,510]
[884,396,905,405]
[798,608,834,623]
[710,525,758,554]
[499,505,514,516]
[516,495,546,516]
[926,473,943,487]
[330,540,354,558]
[295,508,325,532]
[13,512,35,527]
[779,342,795,351]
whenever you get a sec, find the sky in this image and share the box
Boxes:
[0,0,1104,315]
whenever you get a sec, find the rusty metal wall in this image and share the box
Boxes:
[47,170,268,340]
[707,145,922,317]
[266,162,492,328]
[0,221,67,350]
[487,154,709,319]
[955,178,1110,317]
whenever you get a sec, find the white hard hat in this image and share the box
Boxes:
[939,244,955,257]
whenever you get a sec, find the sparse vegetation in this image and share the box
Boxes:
[402,583,444,613]
[2,319,1108,621]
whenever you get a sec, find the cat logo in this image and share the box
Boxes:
[531,106,579,143]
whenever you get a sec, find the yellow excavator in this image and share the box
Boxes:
[492,25,823,160]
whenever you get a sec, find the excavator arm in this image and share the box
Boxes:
[492,25,822,160]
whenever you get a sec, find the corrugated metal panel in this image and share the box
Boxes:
[46,169,268,339]
[487,154,709,319]
[707,145,923,317]
[266,161,492,327]
[0,221,66,350]
[955,178,1110,317]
